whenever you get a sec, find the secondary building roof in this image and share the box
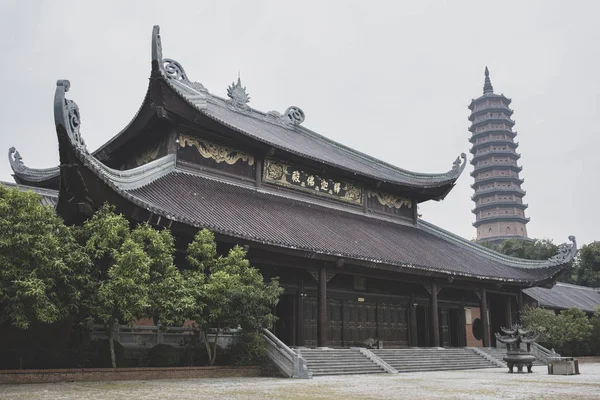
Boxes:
[523,283,600,313]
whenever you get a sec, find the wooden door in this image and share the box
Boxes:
[328,299,343,347]
[378,303,409,347]
[344,300,377,347]
[303,296,317,347]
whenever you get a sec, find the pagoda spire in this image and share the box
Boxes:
[483,66,494,95]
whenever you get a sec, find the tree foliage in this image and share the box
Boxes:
[521,306,592,355]
[185,229,283,365]
[575,242,600,287]
[77,204,193,367]
[0,184,90,329]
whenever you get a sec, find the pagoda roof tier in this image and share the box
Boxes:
[468,93,512,110]
[469,129,517,143]
[468,118,515,132]
[472,163,522,176]
[473,215,531,228]
[468,107,514,121]
[471,150,521,164]
[470,140,518,154]
[472,187,526,201]
[51,79,576,287]
[471,175,525,188]
[472,201,529,214]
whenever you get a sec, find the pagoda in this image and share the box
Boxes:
[468,67,530,244]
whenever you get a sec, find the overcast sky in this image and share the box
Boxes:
[1,0,598,246]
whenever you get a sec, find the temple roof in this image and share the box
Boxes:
[51,77,578,285]
[10,25,468,195]
[523,283,600,313]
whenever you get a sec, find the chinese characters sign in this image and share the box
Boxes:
[263,159,363,205]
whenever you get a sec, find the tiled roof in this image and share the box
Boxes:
[122,169,568,283]
[523,283,600,313]
[0,181,58,208]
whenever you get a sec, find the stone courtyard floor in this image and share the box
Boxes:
[1,364,599,400]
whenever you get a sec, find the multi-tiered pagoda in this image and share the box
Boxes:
[469,67,530,244]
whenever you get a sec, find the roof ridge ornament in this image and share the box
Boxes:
[226,76,251,110]
[548,236,577,265]
[8,147,26,173]
[265,106,306,127]
[445,153,467,178]
[151,25,163,65]
[54,80,88,154]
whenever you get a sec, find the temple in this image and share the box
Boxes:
[6,26,577,350]
[468,68,530,244]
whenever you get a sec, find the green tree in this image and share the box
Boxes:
[575,242,600,287]
[0,184,89,329]
[554,308,592,355]
[521,306,592,354]
[78,205,191,368]
[520,306,558,346]
[186,229,283,365]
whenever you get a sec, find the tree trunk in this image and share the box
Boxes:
[202,331,212,366]
[108,320,116,368]
[210,329,220,366]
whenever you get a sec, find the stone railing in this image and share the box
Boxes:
[520,342,559,364]
[91,324,239,350]
[262,329,311,379]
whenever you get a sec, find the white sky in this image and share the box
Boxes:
[1,0,598,246]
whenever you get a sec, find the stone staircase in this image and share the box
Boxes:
[296,348,386,376]
[371,348,499,373]
[479,347,545,366]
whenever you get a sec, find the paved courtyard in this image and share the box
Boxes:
[1,364,599,400]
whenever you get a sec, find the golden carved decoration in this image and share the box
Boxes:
[179,134,254,166]
[135,142,162,166]
[368,191,412,209]
[263,159,363,205]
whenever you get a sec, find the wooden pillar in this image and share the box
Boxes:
[296,275,304,346]
[458,301,467,347]
[410,294,418,347]
[517,290,524,323]
[317,267,327,347]
[480,288,490,347]
[505,297,513,328]
[430,281,440,347]
[254,158,262,188]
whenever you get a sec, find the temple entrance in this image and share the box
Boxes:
[448,308,463,347]
[274,294,295,346]
[489,294,511,347]
[415,305,430,346]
